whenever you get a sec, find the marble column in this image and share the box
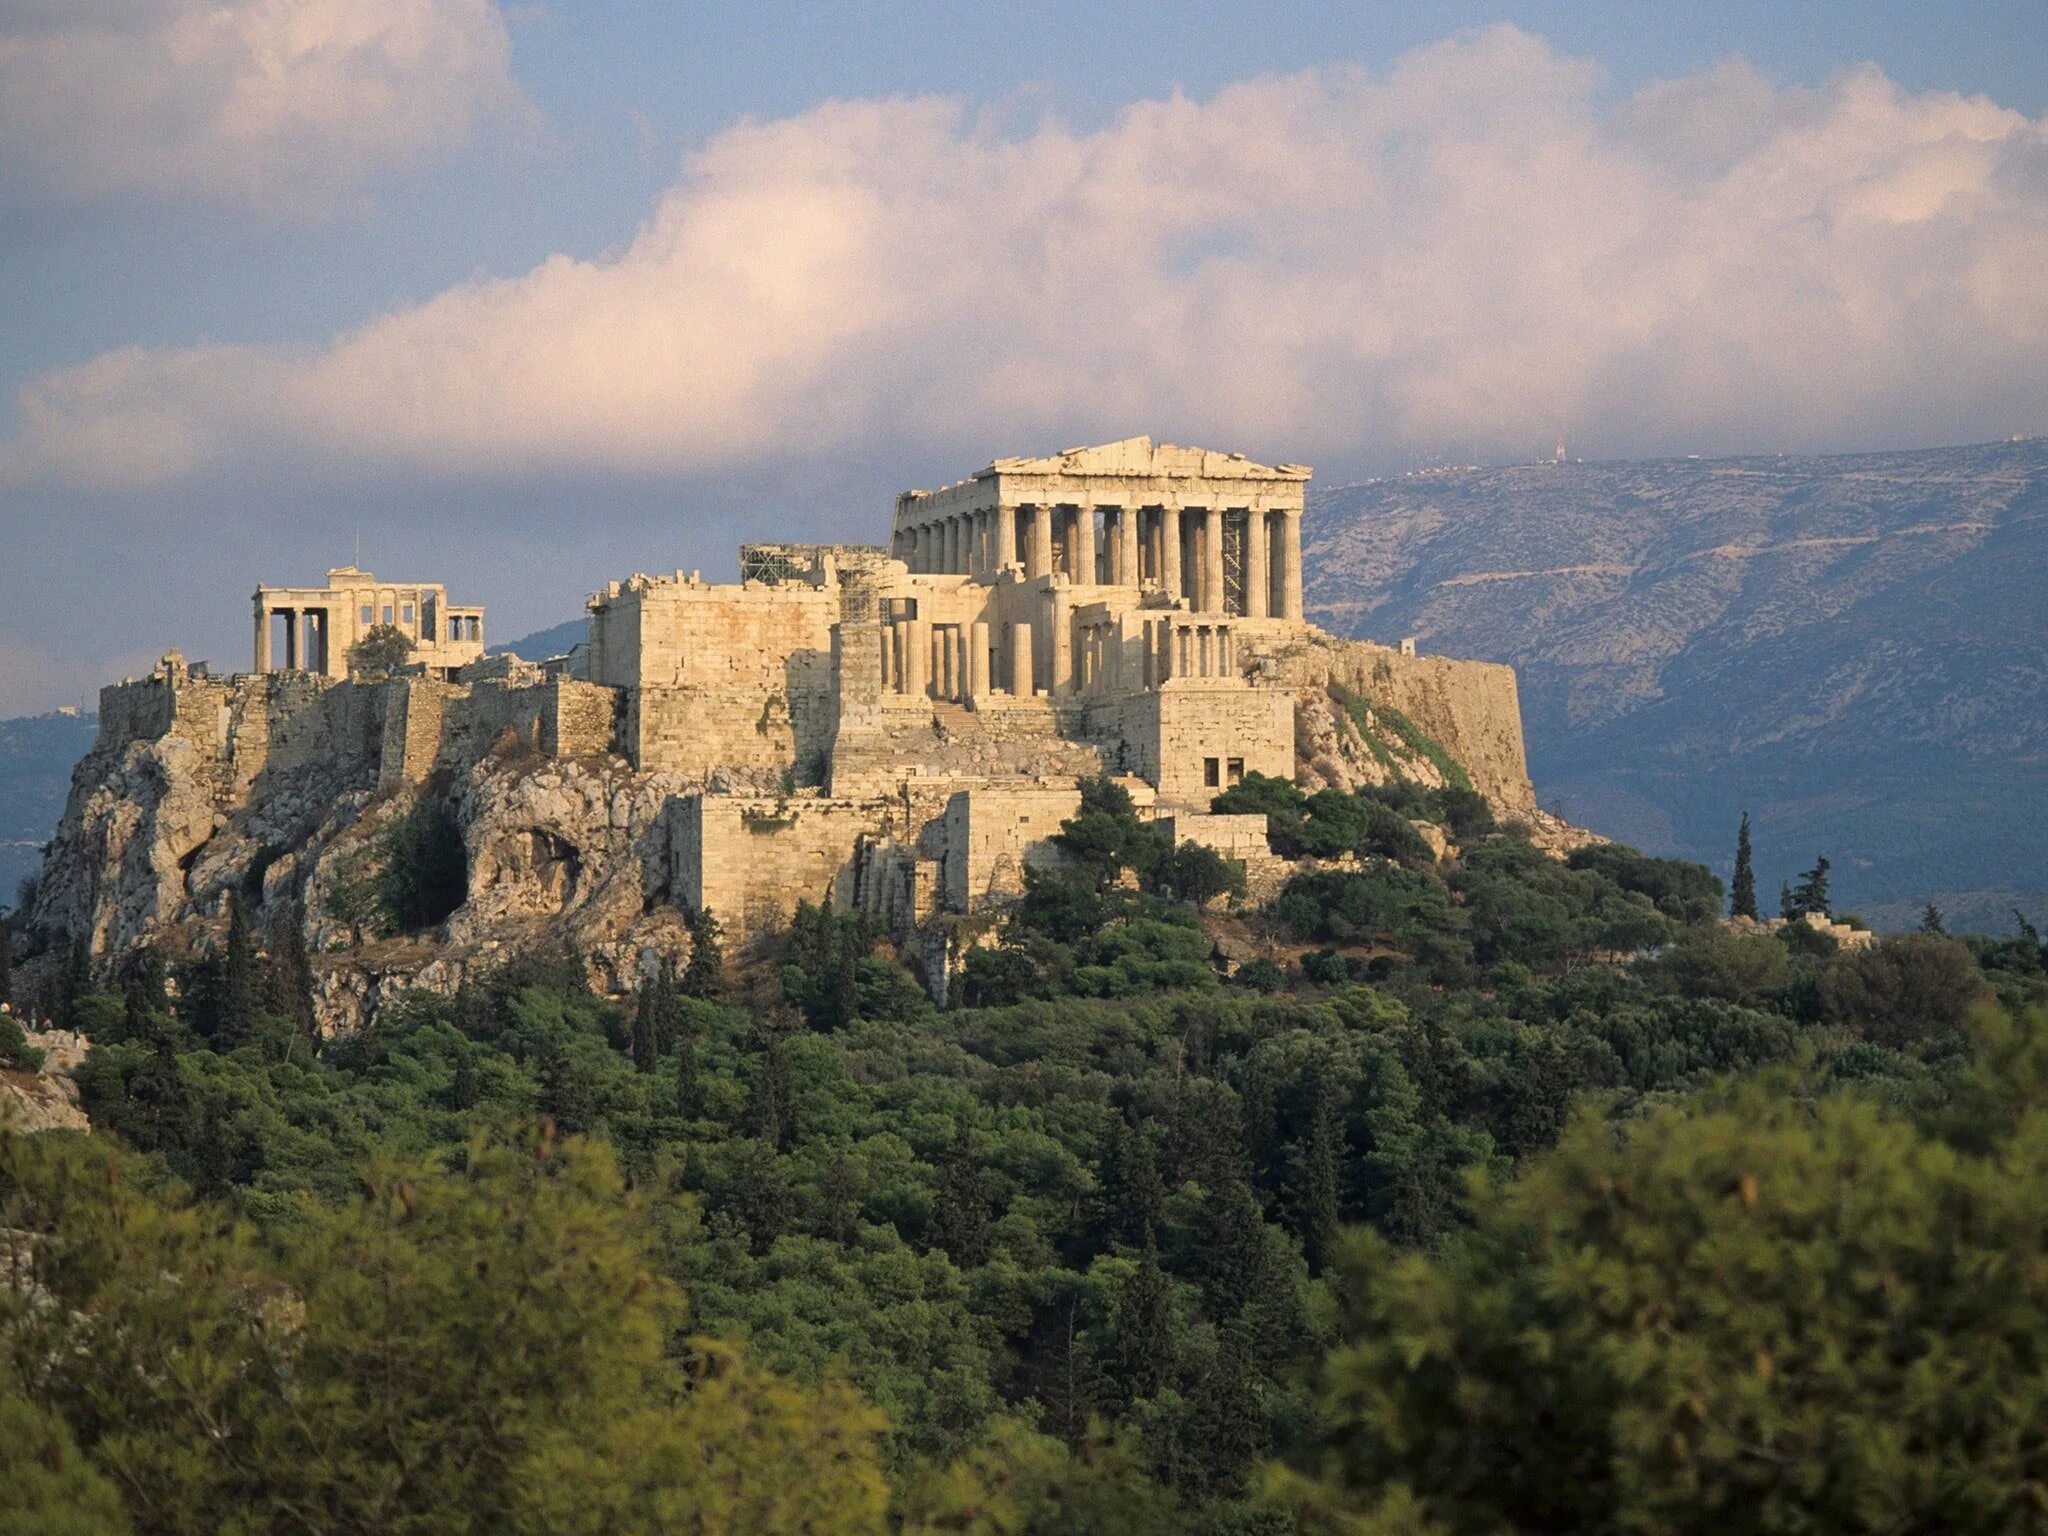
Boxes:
[1245,508,1270,618]
[1279,508,1304,620]
[1160,508,1183,600]
[1074,506,1097,585]
[1028,505,1053,579]
[1050,587,1072,694]
[254,604,271,673]
[997,505,1017,573]
[1116,508,1139,587]
[1009,622,1035,696]
[1203,506,1225,614]
[905,618,930,698]
[969,621,990,699]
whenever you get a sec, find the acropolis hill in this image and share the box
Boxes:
[28,439,1547,1023]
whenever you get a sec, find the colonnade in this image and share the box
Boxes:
[894,502,1304,620]
[878,618,990,703]
[253,604,330,674]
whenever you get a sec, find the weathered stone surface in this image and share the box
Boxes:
[0,1023,92,1134]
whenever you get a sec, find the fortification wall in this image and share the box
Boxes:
[1103,682,1294,807]
[671,793,895,939]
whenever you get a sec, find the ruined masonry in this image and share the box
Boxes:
[33,439,1537,1017]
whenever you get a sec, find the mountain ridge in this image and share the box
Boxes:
[1304,438,2047,931]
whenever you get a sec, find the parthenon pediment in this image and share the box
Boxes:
[986,437,1311,481]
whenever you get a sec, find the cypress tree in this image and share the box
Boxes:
[55,934,92,1031]
[264,905,318,1045]
[220,895,258,1045]
[1111,1240,1174,1405]
[929,1123,992,1266]
[745,1024,795,1150]
[1779,881,1795,920]
[630,962,676,1075]
[674,1030,701,1121]
[1730,811,1758,920]
[1921,904,1947,936]
[1291,1065,1345,1274]
[1199,1178,1269,1319]
[682,907,724,998]
[821,1148,862,1245]
[1789,856,1832,918]
[1097,1113,1165,1249]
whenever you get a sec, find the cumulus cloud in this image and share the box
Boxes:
[4,25,2046,489]
[0,0,520,208]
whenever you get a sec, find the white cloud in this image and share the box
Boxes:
[4,25,2046,490]
[0,0,521,208]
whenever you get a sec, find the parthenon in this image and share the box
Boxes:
[890,437,1307,619]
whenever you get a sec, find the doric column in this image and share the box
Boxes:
[254,602,271,673]
[1049,587,1072,694]
[969,621,990,698]
[905,618,930,698]
[1203,506,1225,613]
[950,517,965,573]
[282,608,299,671]
[1160,508,1183,600]
[889,621,908,692]
[1117,508,1140,587]
[1074,507,1097,585]
[996,505,1017,573]
[1279,508,1304,620]
[1245,508,1270,618]
[1028,505,1053,579]
[1009,622,1035,696]
[879,621,896,690]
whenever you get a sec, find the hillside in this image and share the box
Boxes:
[1304,439,2048,932]
[0,711,97,912]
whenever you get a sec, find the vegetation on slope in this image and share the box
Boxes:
[4,775,2047,1531]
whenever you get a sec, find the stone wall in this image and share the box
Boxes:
[671,793,895,939]
[939,783,1085,911]
[590,576,839,778]
[1104,682,1294,807]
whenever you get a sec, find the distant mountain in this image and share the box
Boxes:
[490,618,587,662]
[0,711,97,912]
[1305,439,2048,933]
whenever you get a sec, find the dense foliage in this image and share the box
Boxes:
[6,772,2048,1530]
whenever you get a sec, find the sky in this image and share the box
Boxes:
[2,1,2045,714]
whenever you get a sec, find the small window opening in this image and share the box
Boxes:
[1204,757,1222,788]
[1227,757,1245,785]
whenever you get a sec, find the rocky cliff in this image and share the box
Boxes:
[15,629,1548,1032]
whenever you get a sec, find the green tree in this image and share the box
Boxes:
[346,623,414,681]
[1730,809,1758,920]
[1291,1013,2048,1535]
[219,895,259,1046]
[0,1387,131,1536]
[1787,855,1832,918]
[1148,842,1245,907]
[629,963,676,1075]
[1819,933,1988,1048]
[1290,1063,1345,1273]
[682,906,724,998]
[1922,903,1947,935]
[929,1123,992,1267]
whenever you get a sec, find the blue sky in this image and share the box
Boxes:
[2,1,2045,711]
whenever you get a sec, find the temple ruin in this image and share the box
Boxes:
[253,567,485,679]
[52,439,1533,999]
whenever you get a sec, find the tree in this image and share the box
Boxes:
[1148,842,1244,907]
[0,1388,131,1536]
[929,1123,992,1266]
[682,906,724,998]
[1290,1019,2048,1535]
[1921,903,1947,935]
[219,895,259,1046]
[346,622,414,681]
[1290,1064,1346,1273]
[1787,855,1832,918]
[54,933,92,1031]
[1095,1113,1165,1250]
[1820,933,1988,1048]
[262,904,318,1045]
[629,963,676,1075]
[1730,810,1757,920]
